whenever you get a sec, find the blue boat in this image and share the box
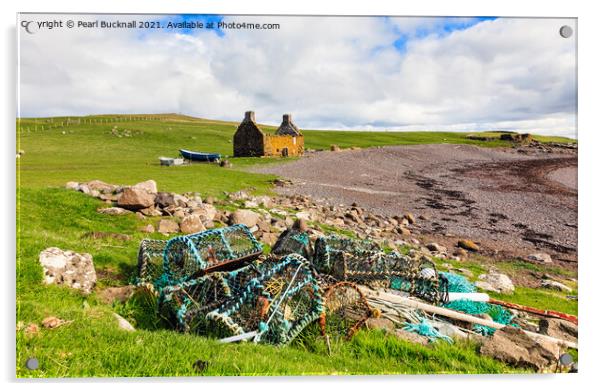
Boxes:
[179,149,221,162]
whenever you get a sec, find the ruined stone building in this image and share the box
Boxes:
[233,111,304,157]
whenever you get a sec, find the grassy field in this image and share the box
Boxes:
[17,114,575,377]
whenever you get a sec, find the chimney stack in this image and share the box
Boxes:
[244,111,256,122]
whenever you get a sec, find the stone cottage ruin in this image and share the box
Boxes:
[233,111,304,157]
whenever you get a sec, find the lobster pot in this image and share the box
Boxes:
[137,239,168,288]
[313,235,380,275]
[207,254,323,345]
[313,235,441,303]
[159,262,262,334]
[271,229,312,260]
[162,224,263,285]
[320,282,374,340]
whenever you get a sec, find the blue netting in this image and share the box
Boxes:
[439,271,476,293]
[443,299,517,335]
[403,317,452,343]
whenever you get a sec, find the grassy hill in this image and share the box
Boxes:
[17,114,574,377]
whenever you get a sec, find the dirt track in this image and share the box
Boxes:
[255,144,578,264]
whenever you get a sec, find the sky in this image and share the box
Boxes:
[18,15,577,137]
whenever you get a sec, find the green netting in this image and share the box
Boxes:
[162,224,263,285]
[439,271,476,293]
[271,229,312,260]
[403,317,452,343]
[313,235,440,303]
[443,299,517,335]
[137,239,168,288]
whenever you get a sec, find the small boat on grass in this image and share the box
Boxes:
[179,149,221,162]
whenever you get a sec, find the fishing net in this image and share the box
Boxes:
[271,228,312,260]
[319,281,374,340]
[313,235,440,303]
[158,262,263,333]
[443,299,517,335]
[162,224,263,285]
[137,239,168,288]
[206,253,323,345]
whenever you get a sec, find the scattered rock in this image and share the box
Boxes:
[541,279,572,292]
[365,317,395,332]
[113,313,135,332]
[458,239,480,252]
[538,318,578,343]
[393,328,430,346]
[292,218,309,232]
[157,219,179,234]
[431,320,468,340]
[86,180,117,194]
[39,247,96,294]
[229,209,260,227]
[132,179,158,194]
[403,213,416,224]
[65,181,80,190]
[480,326,559,371]
[261,232,279,247]
[426,242,446,253]
[117,187,155,210]
[180,215,206,234]
[228,190,249,201]
[24,323,39,336]
[98,207,132,216]
[42,316,69,329]
[526,252,553,264]
[330,144,341,152]
[140,206,162,217]
[154,192,175,208]
[453,248,468,258]
[476,272,515,294]
[140,224,155,233]
[191,204,218,223]
[98,285,135,304]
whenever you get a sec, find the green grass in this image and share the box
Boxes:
[17,114,570,377]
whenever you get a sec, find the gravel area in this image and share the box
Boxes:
[254,144,578,264]
[547,167,577,190]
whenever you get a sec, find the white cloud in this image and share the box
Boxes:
[18,15,577,137]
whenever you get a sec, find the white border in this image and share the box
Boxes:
[3,1,600,391]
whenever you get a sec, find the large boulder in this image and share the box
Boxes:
[154,192,175,208]
[480,327,559,371]
[117,187,155,210]
[39,247,97,294]
[458,239,480,252]
[86,180,117,194]
[538,318,578,343]
[158,219,179,234]
[132,179,157,194]
[541,279,572,292]
[191,204,218,224]
[180,215,206,234]
[229,209,260,227]
[476,272,515,294]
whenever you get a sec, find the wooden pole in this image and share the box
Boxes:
[359,286,578,349]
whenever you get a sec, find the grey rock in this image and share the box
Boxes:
[476,272,515,294]
[157,219,179,234]
[132,179,157,194]
[480,327,559,371]
[541,279,572,292]
[113,313,135,332]
[179,215,205,234]
[230,209,260,227]
[98,207,132,216]
[117,187,155,210]
[526,252,553,264]
[39,247,96,294]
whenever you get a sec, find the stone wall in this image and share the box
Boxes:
[233,111,265,157]
[264,134,305,157]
